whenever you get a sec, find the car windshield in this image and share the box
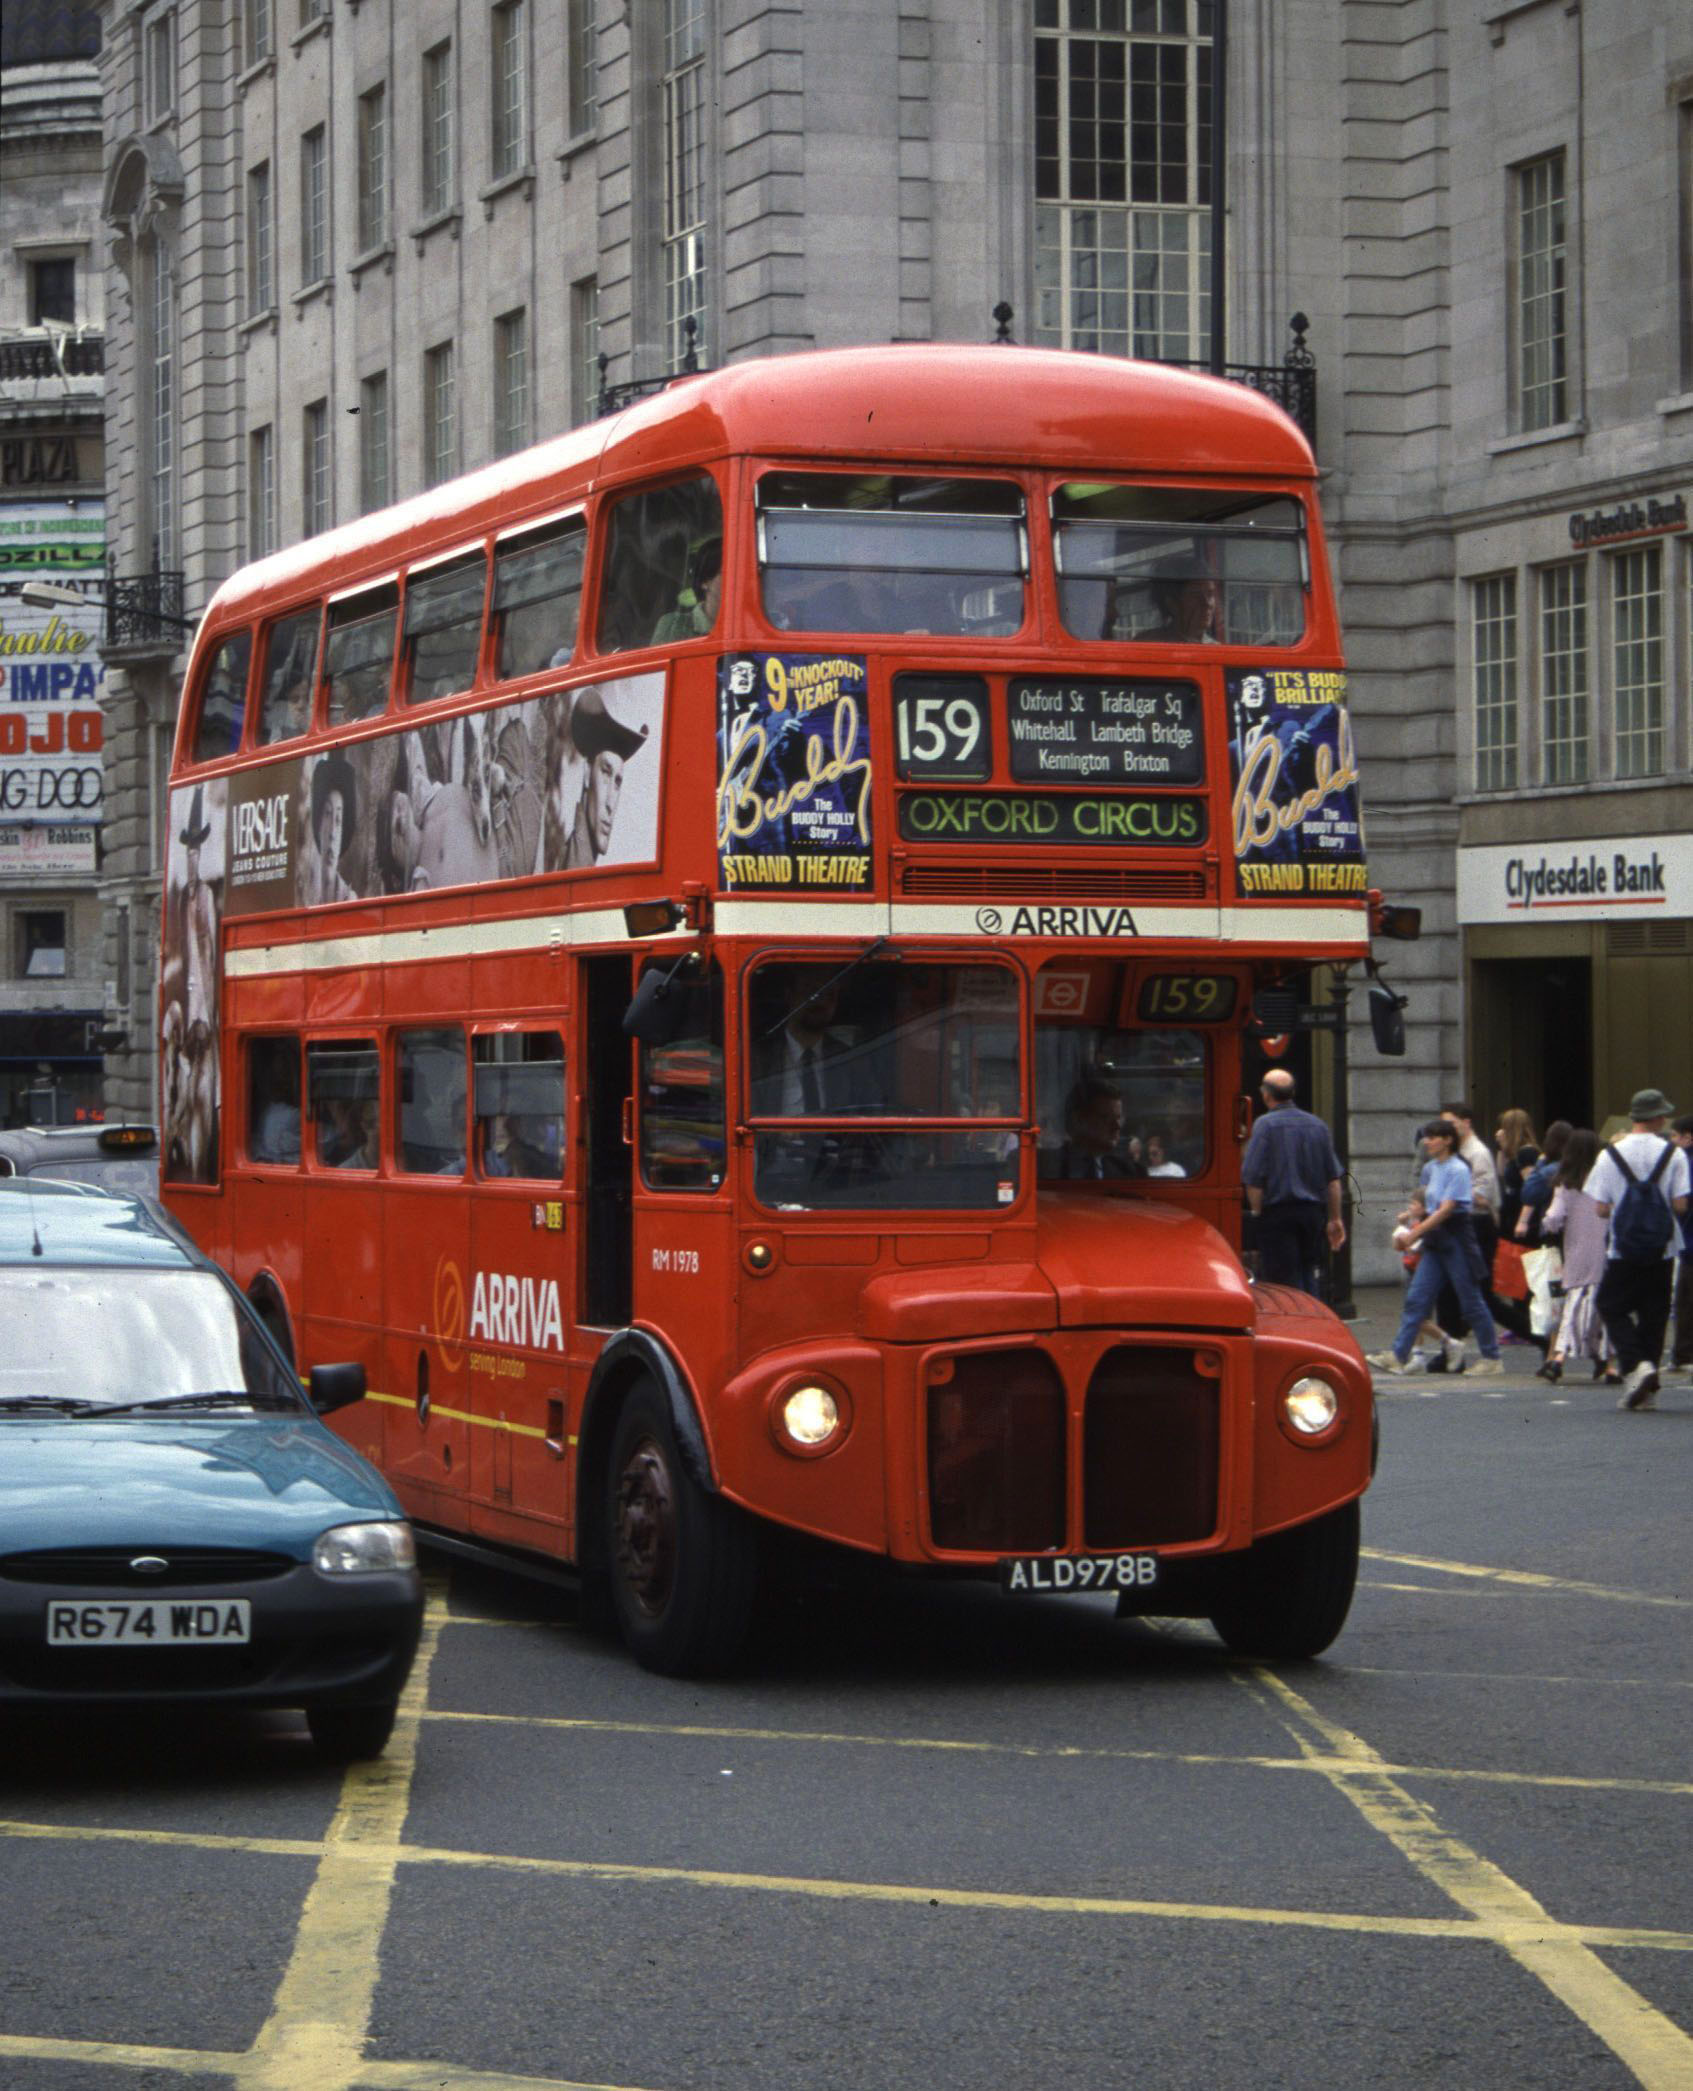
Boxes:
[0,1269,302,1412]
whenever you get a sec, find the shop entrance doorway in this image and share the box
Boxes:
[1469,955,1593,1137]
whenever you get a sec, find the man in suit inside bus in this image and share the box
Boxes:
[1042,1074,1136,1181]
[561,687,650,870]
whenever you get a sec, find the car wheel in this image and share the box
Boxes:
[605,1377,758,1677]
[1207,1500,1360,1661]
[306,1700,399,1763]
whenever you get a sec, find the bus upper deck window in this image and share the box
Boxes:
[324,583,399,726]
[1051,486,1309,648]
[599,475,723,653]
[493,518,586,679]
[256,608,323,745]
[191,630,252,762]
[756,474,1026,638]
[403,553,487,704]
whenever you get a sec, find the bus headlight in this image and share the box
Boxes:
[313,1521,417,1575]
[1281,1376,1340,1440]
[771,1377,849,1456]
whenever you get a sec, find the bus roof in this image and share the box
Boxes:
[202,345,1316,627]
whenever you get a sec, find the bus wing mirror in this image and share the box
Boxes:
[309,1361,367,1414]
[1368,980,1407,1058]
[623,957,697,1046]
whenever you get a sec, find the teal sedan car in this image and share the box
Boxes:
[0,1180,421,1760]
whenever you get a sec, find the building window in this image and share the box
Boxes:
[249,424,276,559]
[245,0,273,66]
[1516,151,1567,433]
[357,84,388,253]
[491,1,528,180]
[27,257,76,326]
[663,0,707,369]
[16,911,67,980]
[144,8,176,124]
[424,343,457,488]
[494,309,530,458]
[300,124,329,286]
[572,276,600,425]
[1473,575,1518,793]
[246,162,274,314]
[1680,98,1693,391]
[1538,562,1588,786]
[569,0,598,137]
[145,232,176,569]
[303,399,332,536]
[1612,546,1663,779]
[421,42,455,218]
[300,0,328,24]
[1034,0,1213,361]
[359,371,390,512]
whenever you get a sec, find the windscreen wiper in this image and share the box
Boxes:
[759,938,900,1039]
[84,1391,262,1416]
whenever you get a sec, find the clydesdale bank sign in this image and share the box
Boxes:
[1457,834,1692,925]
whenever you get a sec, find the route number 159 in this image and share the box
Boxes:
[892,676,992,780]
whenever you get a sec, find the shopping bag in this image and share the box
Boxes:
[1522,1244,1562,1337]
[1492,1238,1529,1300]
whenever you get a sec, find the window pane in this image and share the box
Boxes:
[256,608,320,744]
[639,962,724,1191]
[1473,575,1518,791]
[398,1027,467,1176]
[473,1032,564,1180]
[403,553,485,701]
[191,631,252,763]
[324,585,398,724]
[600,475,723,652]
[1612,546,1663,778]
[248,1035,301,1165]
[308,1040,380,1169]
[1518,153,1567,432]
[1539,562,1588,785]
[494,519,585,677]
[1035,1017,1207,1181]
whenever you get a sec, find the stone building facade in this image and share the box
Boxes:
[0,5,110,1126]
[90,1,1692,1277]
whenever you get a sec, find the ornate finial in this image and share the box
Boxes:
[992,301,1015,344]
[1286,312,1313,369]
[597,349,611,417]
[680,313,700,373]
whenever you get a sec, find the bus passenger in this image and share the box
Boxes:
[1148,562,1220,643]
[1042,1076,1134,1181]
[653,540,722,641]
[1145,1132,1187,1178]
[482,1112,554,1179]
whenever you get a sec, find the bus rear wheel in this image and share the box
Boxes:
[1207,1500,1360,1661]
[605,1380,758,1676]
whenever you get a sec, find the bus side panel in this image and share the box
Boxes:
[377,1183,471,1525]
[466,1186,573,1551]
[301,1174,389,1466]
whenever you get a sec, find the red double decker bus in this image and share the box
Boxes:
[161,345,1374,1674]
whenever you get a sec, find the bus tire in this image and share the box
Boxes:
[1206,1500,1359,1661]
[604,1378,758,1676]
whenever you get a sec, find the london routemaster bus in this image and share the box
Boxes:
[161,344,1378,1676]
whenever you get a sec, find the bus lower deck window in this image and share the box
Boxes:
[473,1032,565,1180]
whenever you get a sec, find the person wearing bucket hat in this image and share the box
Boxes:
[1583,1086,1690,1410]
[303,750,359,904]
[562,686,649,868]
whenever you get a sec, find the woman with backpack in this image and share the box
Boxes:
[1583,1088,1692,1412]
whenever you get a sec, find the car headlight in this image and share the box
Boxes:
[313,1521,417,1575]
[1281,1376,1341,1438]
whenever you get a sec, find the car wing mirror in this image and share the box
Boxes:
[309,1361,367,1414]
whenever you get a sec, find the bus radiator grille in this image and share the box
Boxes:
[1082,1347,1220,1548]
[899,865,1209,901]
[926,1350,1066,1554]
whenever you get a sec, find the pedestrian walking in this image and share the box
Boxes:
[1368,1117,1504,1377]
[1670,1114,1693,1379]
[1240,1069,1345,1298]
[1583,1088,1691,1412]
[1534,1128,1613,1385]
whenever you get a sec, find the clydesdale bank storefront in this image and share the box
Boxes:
[1458,832,1693,1138]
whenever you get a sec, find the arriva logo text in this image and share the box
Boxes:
[469,1271,564,1351]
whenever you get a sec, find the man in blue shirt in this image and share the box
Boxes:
[1241,1069,1346,1297]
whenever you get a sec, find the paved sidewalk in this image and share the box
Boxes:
[1330,1281,1549,1378]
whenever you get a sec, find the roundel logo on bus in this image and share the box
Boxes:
[434,1255,466,1372]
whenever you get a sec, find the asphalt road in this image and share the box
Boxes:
[2,1326,1689,2091]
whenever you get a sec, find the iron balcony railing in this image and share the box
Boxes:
[105,565,188,653]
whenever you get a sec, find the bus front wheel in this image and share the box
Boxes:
[604,1380,758,1676]
[1207,1500,1360,1661]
